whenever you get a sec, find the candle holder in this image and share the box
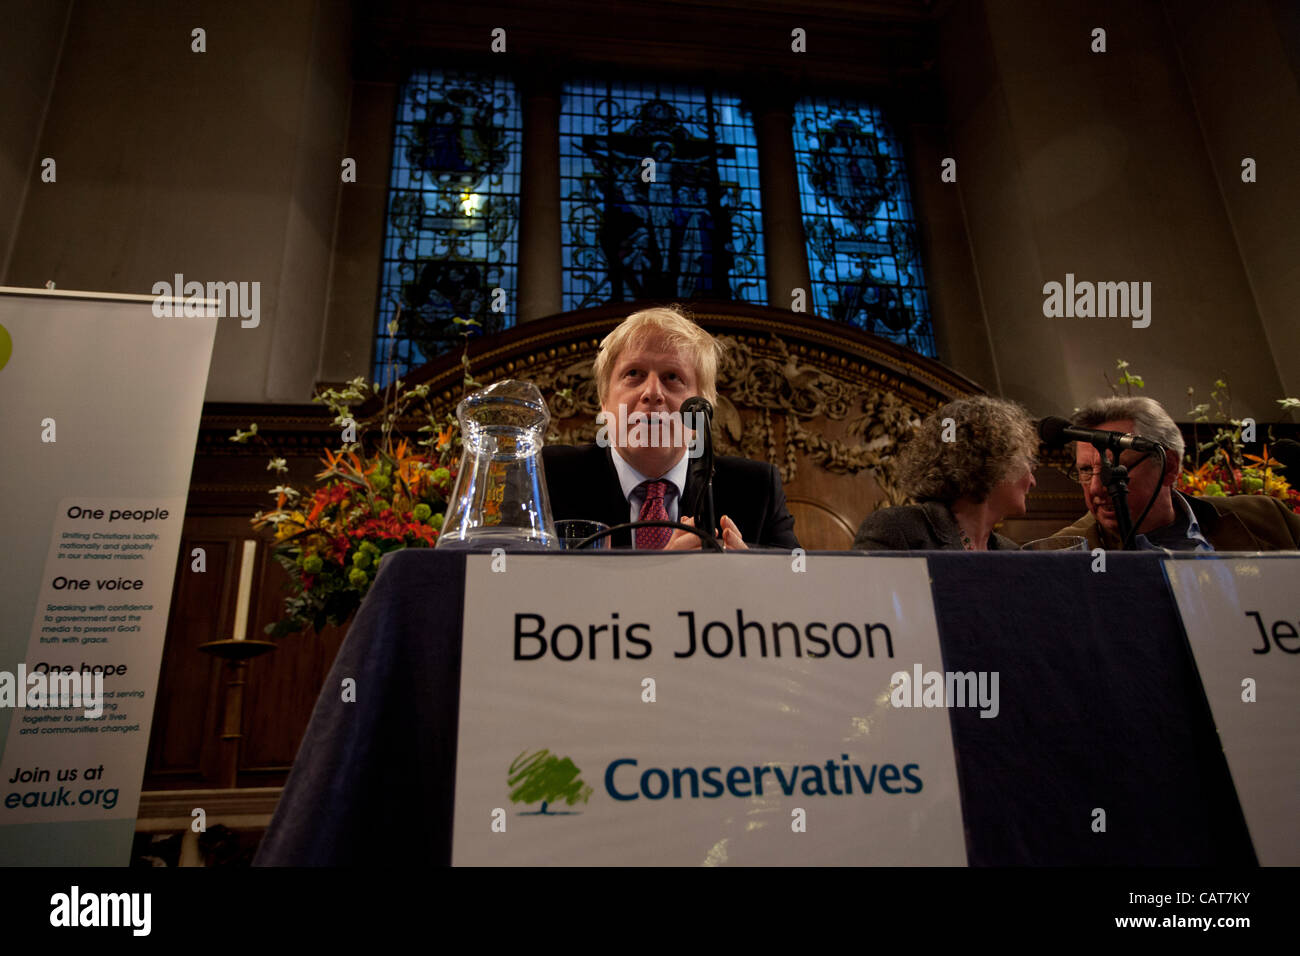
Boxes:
[198,639,278,788]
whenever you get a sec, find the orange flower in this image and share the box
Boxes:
[1243,446,1282,470]
[316,447,351,482]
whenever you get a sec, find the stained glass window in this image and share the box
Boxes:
[375,69,522,382]
[792,98,936,356]
[559,80,766,310]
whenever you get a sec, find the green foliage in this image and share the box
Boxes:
[1108,361,1300,514]
[1106,359,1144,396]
[233,306,488,640]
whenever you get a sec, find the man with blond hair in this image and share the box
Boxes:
[542,306,799,550]
[1052,395,1300,550]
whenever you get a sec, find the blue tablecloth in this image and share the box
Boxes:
[254,550,1255,866]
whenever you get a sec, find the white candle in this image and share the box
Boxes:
[230,539,258,641]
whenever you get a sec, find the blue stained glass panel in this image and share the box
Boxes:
[792,98,936,357]
[375,69,522,382]
[559,80,767,310]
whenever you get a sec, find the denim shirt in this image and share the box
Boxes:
[1134,491,1215,552]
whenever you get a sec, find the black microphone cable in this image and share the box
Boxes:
[574,519,725,552]
[1118,445,1166,550]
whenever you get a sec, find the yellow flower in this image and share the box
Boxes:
[1264,471,1291,494]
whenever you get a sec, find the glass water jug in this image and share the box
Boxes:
[435,380,560,550]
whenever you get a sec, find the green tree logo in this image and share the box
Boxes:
[508,749,593,816]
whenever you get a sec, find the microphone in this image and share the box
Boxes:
[680,396,714,426]
[680,397,716,540]
[1038,416,1164,453]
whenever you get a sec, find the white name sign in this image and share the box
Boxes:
[453,554,967,866]
[1165,557,1300,865]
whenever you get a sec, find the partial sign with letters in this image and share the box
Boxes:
[1164,557,1300,865]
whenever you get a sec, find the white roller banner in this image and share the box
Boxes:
[0,289,216,866]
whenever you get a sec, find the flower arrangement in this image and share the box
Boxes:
[232,316,478,638]
[1107,360,1300,515]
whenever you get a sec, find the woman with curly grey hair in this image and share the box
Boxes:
[853,396,1038,551]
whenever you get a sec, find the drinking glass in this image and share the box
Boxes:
[554,520,611,550]
[1020,536,1087,551]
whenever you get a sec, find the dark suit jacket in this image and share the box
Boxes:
[853,500,1020,552]
[541,443,799,549]
[1052,492,1300,551]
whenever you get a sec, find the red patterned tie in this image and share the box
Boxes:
[635,480,672,550]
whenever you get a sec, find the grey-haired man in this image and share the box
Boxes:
[1052,396,1300,551]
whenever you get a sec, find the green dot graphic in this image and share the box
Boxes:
[0,323,11,371]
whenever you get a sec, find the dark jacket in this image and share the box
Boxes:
[1053,492,1300,551]
[853,500,1019,552]
[541,443,799,549]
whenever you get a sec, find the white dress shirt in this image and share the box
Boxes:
[608,448,691,547]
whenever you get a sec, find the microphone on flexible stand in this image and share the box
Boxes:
[1037,416,1164,453]
[1037,416,1161,550]
[681,396,716,542]
[575,400,725,552]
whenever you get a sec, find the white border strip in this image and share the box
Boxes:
[0,285,217,307]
